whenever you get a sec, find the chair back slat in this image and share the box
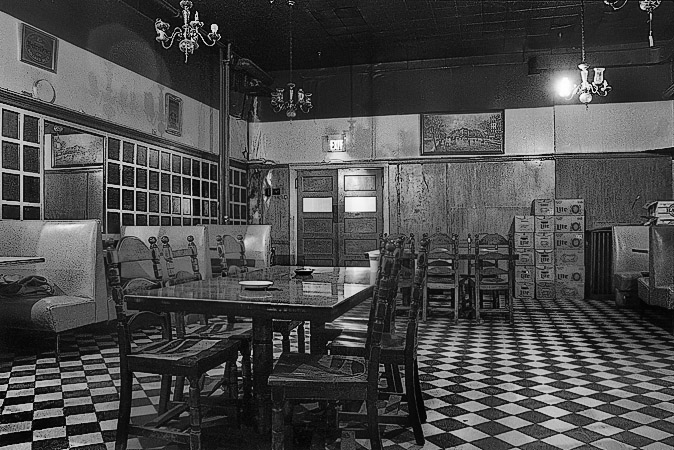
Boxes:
[406,233,429,356]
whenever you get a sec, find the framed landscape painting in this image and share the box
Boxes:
[421,111,504,155]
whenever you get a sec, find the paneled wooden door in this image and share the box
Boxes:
[297,168,383,267]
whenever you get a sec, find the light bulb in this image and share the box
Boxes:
[556,77,574,98]
[579,92,593,103]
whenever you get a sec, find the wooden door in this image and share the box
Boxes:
[297,168,384,267]
[338,168,384,267]
[297,170,338,266]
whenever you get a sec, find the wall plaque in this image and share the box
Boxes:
[20,24,58,73]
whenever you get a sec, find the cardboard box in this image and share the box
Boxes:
[515,266,534,283]
[512,215,535,233]
[645,201,674,219]
[555,199,585,216]
[535,265,555,282]
[534,249,554,266]
[556,281,585,299]
[555,233,584,250]
[653,218,674,225]
[556,265,585,283]
[535,281,555,299]
[554,215,585,233]
[555,249,585,265]
[532,199,555,216]
[534,233,554,250]
[535,215,554,233]
[514,281,535,299]
[515,249,534,266]
[514,232,534,249]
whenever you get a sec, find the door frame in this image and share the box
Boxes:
[289,163,390,265]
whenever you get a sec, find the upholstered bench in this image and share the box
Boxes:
[637,226,674,317]
[0,220,111,354]
[611,225,649,307]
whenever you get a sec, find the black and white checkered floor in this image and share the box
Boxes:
[3,298,674,450]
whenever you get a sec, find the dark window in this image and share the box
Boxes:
[122,190,134,210]
[172,175,181,194]
[136,168,147,189]
[23,146,40,173]
[108,138,120,160]
[149,193,159,212]
[136,191,147,211]
[2,205,20,219]
[183,178,191,195]
[122,213,135,226]
[161,173,171,192]
[122,142,134,163]
[161,152,170,171]
[182,157,191,175]
[2,142,20,170]
[23,116,39,143]
[149,215,160,226]
[2,173,19,201]
[23,176,40,203]
[23,206,40,219]
[108,163,120,185]
[122,166,134,187]
[149,171,159,191]
[107,212,121,234]
[2,110,19,139]
[172,154,181,173]
[136,214,147,226]
[161,195,171,213]
[137,146,147,166]
[148,148,159,168]
[192,160,201,177]
[107,187,120,209]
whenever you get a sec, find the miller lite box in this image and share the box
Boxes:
[534,233,554,250]
[556,281,585,299]
[555,265,585,284]
[555,233,584,250]
[532,199,555,216]
[554,215,585,233]
[555,249,585,266]
[535,216,554,233]
[535,265,555,283]
[534,250,554,266]
[554,199,585,216]
[514,233,534,249]
[514,281,534,299]
[512,215,535,233]
[514,267,534,283]
[535,281,555,300]
[515,249,535,266]
[645,201,674,224]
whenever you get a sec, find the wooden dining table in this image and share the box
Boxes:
[124,265,375,432]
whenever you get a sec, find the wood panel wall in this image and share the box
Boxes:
[556,154,673,229]
[389,160,555,238]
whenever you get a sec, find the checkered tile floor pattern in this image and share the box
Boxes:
[3,299,674,449]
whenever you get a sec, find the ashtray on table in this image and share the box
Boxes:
[294,268,314,276]
[239,280,274,290]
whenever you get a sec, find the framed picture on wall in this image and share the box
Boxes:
[165,93,183,136]
[20,24,58,73]
[421,110,504,155]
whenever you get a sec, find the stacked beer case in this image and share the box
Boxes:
[532,200,555,300]
[553,199,585,299]
[512,215,535,300]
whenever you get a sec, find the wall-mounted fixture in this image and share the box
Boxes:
[556,0,611,104]
[269,0,313,118]
[154,0,220,63]
[604,0,661,47]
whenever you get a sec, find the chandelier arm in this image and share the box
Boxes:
[159,28,182,49]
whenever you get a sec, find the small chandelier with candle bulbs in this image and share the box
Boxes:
[155,0,221,63]
[557,0,611,104]
[270,0,313,118]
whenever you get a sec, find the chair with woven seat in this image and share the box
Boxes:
[216,233,306,354]
[423,232,460,322]
[161,235,253,400]
[268,235,406,450]
[108,235,241,450]
[327,234,428,446]
[474,233,516,324]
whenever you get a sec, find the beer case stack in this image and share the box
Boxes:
[644,201,674,225]
[512,215,535,300]
[532,199,555,300]
[553,199,585,300]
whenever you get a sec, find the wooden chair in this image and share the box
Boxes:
[217,233,306,354]
[160,235,253,400]
[474,233,516,324]
[107,235,241,450]
[423,232,460,322]
[268,235,406,450]
[327,234,428,445]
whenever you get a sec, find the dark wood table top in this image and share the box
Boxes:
[0,256,46,266]
[125,266,375,322]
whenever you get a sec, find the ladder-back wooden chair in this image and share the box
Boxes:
[424,232,460,322]
[267,235,406,450]
[329,234,429,446]
[217,233,306,353]
[474,233,517,324]
[161,235,253,400]
[108,235,241,450]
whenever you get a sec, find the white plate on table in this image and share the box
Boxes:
[239,280,274,290]
[294,268,314,276]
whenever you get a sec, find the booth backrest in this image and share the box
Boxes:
[120,226,211,280]
[612,225,649,278]
[0,219,110,324]
[205,225,272,270]
[650,225,674,288]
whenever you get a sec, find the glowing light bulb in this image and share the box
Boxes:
[556,77,574,98]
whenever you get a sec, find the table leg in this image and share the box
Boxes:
[309,321,327,354]
[252,317,273,434]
